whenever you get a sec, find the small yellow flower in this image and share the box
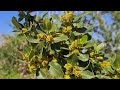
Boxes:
[99,61,111,68]
[64,75,71,79]
[74,66,80,70]
[23,53,29,60]
[22,28,27,33]
[65,70,71,75]
[37,34,44,40]
[90,58,95,62]
[73,69,80,77]
[97,56,103,60]
[42,61,48,67]
[64,63,73,71]
[67,26,72,31]
[90,52,94,57]
[116,68,120,73]
[46,35,53,43]
[28,65,36,72]
[62,27,67,33]
[69,40,78,51]
[52,58,57,63]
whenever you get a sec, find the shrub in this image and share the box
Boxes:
[12,11,117,79]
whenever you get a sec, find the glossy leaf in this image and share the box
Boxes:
[49,62,64,78]
[77,53,89,62]
[80,70,95,79]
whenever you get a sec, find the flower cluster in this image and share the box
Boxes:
[64,63,81,79]
[22,28,27,33]
[37,34,53,43]
[69,40,79,51]
[60,11,74,22]
[99,61,111,68]
[62,26,72,33]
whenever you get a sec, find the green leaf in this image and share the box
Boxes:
[77,53,89,62]
[29,49,35,61]
[83,42,94,48]
[80,70,95,79]
[64,52,73,58]
[73,31,81,36]
[44,18,52,30]
[41,11,49,19]
[96,43,105,53]
[78,35,88,45]
[73,11,91,23]
[23,45,31,54]
[67,54,78,66]
[12,16,22,29]
[27,36,40,43]
[49,24,58,33]
[51,14,60,20]
[113,54,120,69]
[105,53,116,64]
[49,62,64,78]
[53,35,68,43]
[39,23,46,31]
[38,69,49,79]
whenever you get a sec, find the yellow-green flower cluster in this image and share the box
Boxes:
[23,53,29,60]
[60,11,74,22]
[37,34,53,43]
[73,66,81,77]
[28,64,36,72]
[99,61,111,68]
[52,57,57,63]
[62,26,72,33]
[69,40,79,51]
[64,63,81,79]
[37,34,45,40]
[22,28,27,33]
[89,52,95,63]
[45,35,53,43]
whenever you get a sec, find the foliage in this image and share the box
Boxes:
[11,11,119,79]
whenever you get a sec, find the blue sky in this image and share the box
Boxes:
[0,11,19,35]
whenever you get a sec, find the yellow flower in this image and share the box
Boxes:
[62,27,67,33]
[64,63,73,70]
[23,53,29,60]
[42,61,48,67]
[69,40,78,51]
[46,35,53,43]
[65,70,71,75]
[90,52,94,57]
[67,26,72,31]
[99,61,111,68]
[37,34,44,40]
[73,69,80,77]
[116,68,120,73]
[64,75,70,79]
[28,65,36,72]
[74,66,80,70]
[72,66,81,77]
[22,28,27,33]
[52,58,57,63]
[97,56,103,60]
